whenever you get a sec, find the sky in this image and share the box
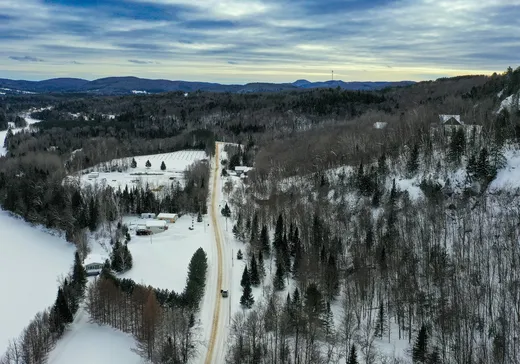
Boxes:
[0,0,518,83]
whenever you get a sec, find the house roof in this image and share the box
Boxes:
[439,114,464,125]
[146,219,167,227]
[234,166,252,172]
[157,213,178,219]
[84,253,108,265]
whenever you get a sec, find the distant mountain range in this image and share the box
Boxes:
[0,76,415,95]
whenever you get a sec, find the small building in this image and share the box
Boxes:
[84,254,108,276]
[234,166,252,177]
[439,114,464,128]
[145,220,168,234]
[136,225,152,236]
[87,172,99,179]
[157,213,178,223]
[141,212,156,219]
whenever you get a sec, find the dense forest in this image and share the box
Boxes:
[1,66,520,363]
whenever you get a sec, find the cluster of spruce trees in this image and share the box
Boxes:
[87,248,207,362]
[1,252,88,364]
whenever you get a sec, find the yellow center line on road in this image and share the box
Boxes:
[205,142,223,364]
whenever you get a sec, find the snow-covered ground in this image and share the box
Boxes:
[0,210,75,354]
[47,306,142,364]
[118,215,212,292]
[0,109,44,156]
[76,150,207,190]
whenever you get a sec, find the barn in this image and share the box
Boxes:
[157,213,178,223]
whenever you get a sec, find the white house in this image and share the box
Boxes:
[234,166,252,177]
[84,254,108,276]
[87,172,99,179]
[145,219,168,233]
[157,213,178,223]
[141,212,156,219]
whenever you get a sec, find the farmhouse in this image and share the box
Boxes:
[157,213,178,223]
[84,254,108,276]
[145,220,168,234]
[141,212,156,219]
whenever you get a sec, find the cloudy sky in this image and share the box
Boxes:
[0,0,518,83]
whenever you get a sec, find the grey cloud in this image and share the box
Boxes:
[9,55,44,62]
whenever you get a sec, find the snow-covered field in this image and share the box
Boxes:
[48,307,142,364]
[77,150,207,190]
[0,109,44,156]
[0,210,75,354]
[119,214,212,292]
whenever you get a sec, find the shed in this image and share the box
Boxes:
[439,114,464,126]
[141,212,156,219]
[157,213,179,223]
[84,254,108,276]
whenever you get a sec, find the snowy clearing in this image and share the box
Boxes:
[75,150,207,190]
[47,306,142,364]
[0,109,45,156]
[119,214,212,293]
[0,210,75,354]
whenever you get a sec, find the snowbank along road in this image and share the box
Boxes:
[204,142,230,364]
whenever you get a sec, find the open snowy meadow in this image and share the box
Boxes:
[77,150,207,190]
[0,210,75,355]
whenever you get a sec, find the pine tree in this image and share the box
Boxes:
[221,203,231,217]
[374,301,386,338]
[51,288,73,334]
[145,159,151,168]
[273,262,285,290]
[274,214,284,250]
[412,323,429,363]
[240,273,254,309]
[324,302,335,340]
[449,128,466,164]
[347,344,358,364]
[88,197,98,232]
[72,251,87,299]
[131,157,137,168]
[324,254,339,300]
[250,254,260,286]
[257,250,265,280]
[237,249,243,260]
[250,213,259,244]
[160,161,166,171]
[407,143,419,175]
[428,348,441,364]
[240,265,250,288]
[260,224,270,255]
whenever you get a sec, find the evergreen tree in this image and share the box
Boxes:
[274,214,284,250]
[160,161,166,171]
[412,324,429,363]
[240,273,254,309]
[257,250,265,280]
[221,203,231,217]
[374,301,386,338]
[347,344,358,364]
[88,197,98,232]
[197,211,203,222]
[51,288,73,334]
[428,348,441,364]
[371,186,381,207]
[110,240,133,273]
[250,253,260,286]
[449,128,466,164]
[72,251,87,299]
[145,159,151,168]
[407,143,419,175]
[237,249,243,260]
[130,157,137,168]
[324,302,335,340]
[250,212,259,244]
[240,265,250,288]
[273,262,285,291]
[260,224,270,256]
[304,283,326,326]
[324,254,339,300]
